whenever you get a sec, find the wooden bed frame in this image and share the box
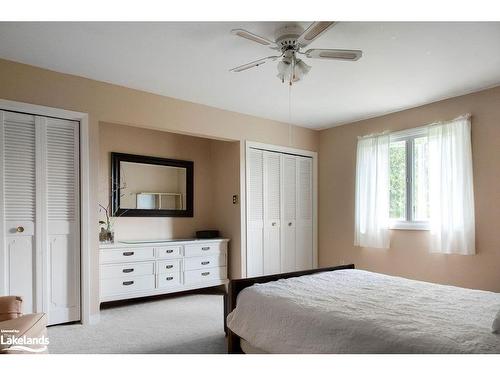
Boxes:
[225,264,355,354]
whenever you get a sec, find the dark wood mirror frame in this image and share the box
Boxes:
[111,152,194,217]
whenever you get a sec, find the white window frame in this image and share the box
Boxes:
[389,127,430,231]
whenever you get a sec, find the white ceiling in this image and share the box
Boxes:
[0,22,499,129]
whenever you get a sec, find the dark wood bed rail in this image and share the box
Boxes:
[225,264,356,353]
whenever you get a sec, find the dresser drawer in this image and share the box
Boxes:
[100,262,154,279]
[157,259,182,274]
[184,255,226,271]
[155,246,182,259]
[100,275,155,297]
[157,273,182,289]
[100,247,154,264]
[184,267,227,285]
[184,242,226,257]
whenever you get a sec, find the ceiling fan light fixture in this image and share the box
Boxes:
[295,59,311,78]
[276,57,310,83]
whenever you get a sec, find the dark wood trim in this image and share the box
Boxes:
[226,264,355,354]
[111,152,194,217]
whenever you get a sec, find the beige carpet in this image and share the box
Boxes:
[48,293,226,354]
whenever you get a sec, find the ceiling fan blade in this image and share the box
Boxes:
[231,28,276,48]
[229,56,279,72]
[305,48,362,61]
[297,22,336,47]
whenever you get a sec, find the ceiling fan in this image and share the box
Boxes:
[230,22,362,85]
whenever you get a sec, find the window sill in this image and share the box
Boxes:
[389,221,430,231]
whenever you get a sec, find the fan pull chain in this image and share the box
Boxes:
[288,82,293,146]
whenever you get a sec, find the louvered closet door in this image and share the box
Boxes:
[281,155,296,272]
[44,117,80,324]
[296,156,313,270]
[263,151,281,275]
[246,149,264,277]
[0,111,80,325]
[0,111,37,313]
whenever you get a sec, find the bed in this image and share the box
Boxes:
[225,265,500,354]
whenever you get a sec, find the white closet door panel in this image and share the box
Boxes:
[281,155,296,272]
[3,112,36,222]
[296,157,313,270]
[246,226,263,277]
[7,236,34,313]
[46,118,80,324]
[246,149,264,276]
[47,232,80,324]
[263,151,281,275]
[296,222,313,270]
[1,111,36,311]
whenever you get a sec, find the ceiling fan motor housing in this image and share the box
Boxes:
[275,25,303,53]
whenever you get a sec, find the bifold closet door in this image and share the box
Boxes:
[263,151,281,275]
[295,156,313,270]
[281,155,296,272]
[0,111,37,313]
[246,148,264,277]
[0,110,80,325]
[45,117,80,325]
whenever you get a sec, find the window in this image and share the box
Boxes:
[389,129,429,229]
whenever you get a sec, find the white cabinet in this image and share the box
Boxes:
[246,146,315,277]
[0,110,80,325]
[99,239,229,302]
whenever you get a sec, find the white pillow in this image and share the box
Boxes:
[493,311,500,333]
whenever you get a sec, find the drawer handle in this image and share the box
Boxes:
[165,265,174,269]
[201,272,210,276]
[166,276,174,281]
[201,261,210,265]
[166,249,174,254]
[122,268,134,273]
[123,251,134,256]
[122,281,134,286]
[201,247,210,251]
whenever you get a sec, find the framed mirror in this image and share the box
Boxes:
[111,152,194,217]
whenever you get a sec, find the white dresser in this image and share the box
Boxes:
[99,239,229,302]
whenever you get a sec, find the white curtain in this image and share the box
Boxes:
[354,133,390,249]
[428,115,475,254]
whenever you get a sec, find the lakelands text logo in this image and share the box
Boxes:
[1,329,49,353]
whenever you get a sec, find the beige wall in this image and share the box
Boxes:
[100,122,217,240]
[0,58,318,316]
[318,85,500,292]
[210,140,242,278]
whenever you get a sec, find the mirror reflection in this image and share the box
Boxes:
[120,161,187,210]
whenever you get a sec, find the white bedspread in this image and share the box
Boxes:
[226,269,500,353]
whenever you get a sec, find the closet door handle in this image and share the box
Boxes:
[16,226,25,233]
[201,261,210,265]
[165,265,174,269]
[165,277,174,281]
[271,222,277,226]
[201,247,210,251]
[122,281,134,286]
[288,222,292,226]
[122,268,134,273]
[201,272,210,276]
[166,249,174,254]
[123,251,134,256]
